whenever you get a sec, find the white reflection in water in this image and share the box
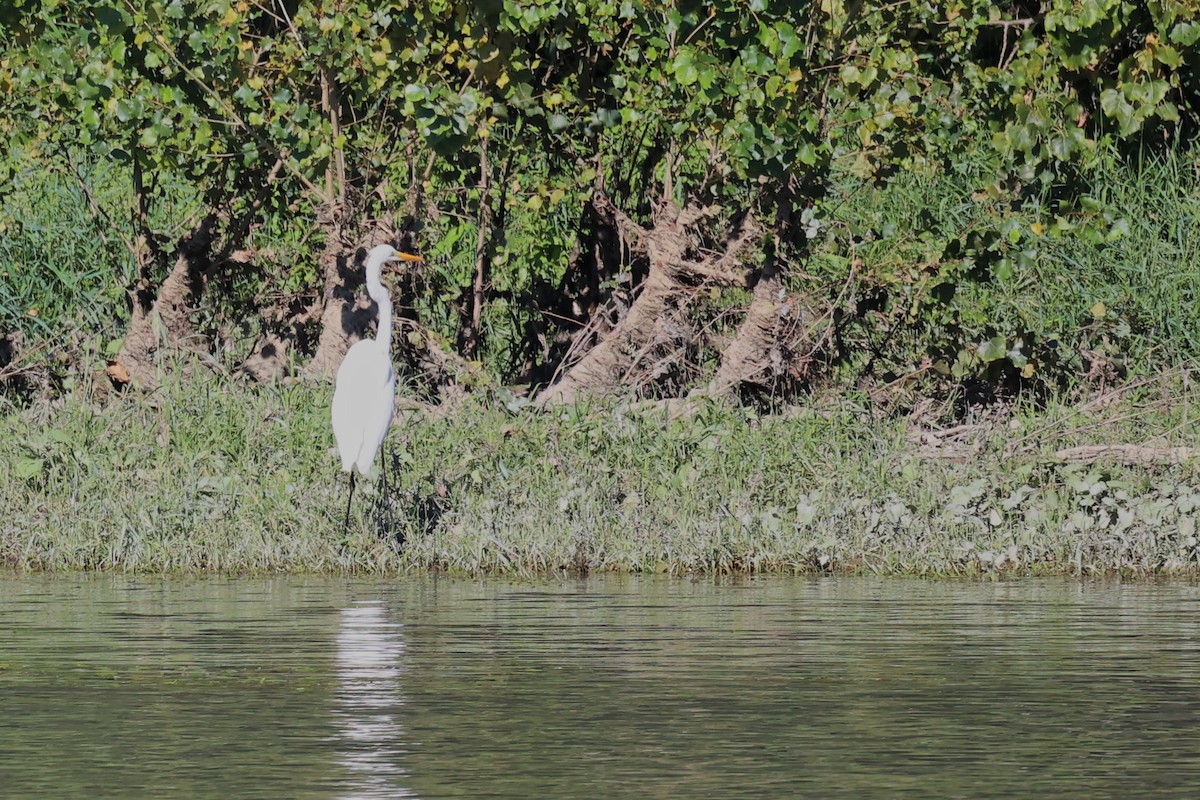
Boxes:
[334,601,417,799]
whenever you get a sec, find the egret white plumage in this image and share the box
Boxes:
[331,243,423,529]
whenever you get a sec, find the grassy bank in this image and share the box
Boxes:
[3,371,1198,576]
[4,147,1200,577]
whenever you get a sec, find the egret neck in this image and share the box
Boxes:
[364,249,394,353]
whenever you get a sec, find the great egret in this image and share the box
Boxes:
[331,243,423,529]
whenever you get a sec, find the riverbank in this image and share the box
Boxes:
[3,371,1198,576]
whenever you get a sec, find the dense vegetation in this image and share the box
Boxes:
[3,0,1199,403]
[3,2,1200,574]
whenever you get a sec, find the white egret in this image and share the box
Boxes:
[331,243,423,529]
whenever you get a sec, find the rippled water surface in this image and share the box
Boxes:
[3,576,1200,798]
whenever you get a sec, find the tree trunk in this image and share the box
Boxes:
[460,138,491,360]
[702,264,822,402]
[305,218,397,379]
[535,196,759,407]
[107,214,219,388]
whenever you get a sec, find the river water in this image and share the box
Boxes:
[2,576,1200,798]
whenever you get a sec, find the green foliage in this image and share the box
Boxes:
[807,144,1200,390]
[2,373,1199,573]
[0,153,130,341]
[5,1,1200,394]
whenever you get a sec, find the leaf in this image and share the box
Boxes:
[978,336,1007,363]
[672,50,699,85]
[115,98,140,123]
[15,458,44,480]
[1155,43,1183,69]
[1170,21,1200,47]
[775,22,801,60]
[1157,102,1180,122]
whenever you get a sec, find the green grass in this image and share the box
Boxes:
[813,145,1200,388]
[0,156,132,344]
[3,369,1198,575]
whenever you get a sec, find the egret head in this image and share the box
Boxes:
[368,243,423,272]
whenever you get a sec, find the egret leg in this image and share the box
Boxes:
[343,472,356,534]
[381,441,389,501]
[379,441,392,534]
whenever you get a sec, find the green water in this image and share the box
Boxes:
[2,576,1200,798]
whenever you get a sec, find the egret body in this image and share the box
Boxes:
[331,244,423,528]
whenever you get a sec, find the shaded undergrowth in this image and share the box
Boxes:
[3,371,1198,576]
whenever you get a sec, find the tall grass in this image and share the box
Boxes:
[1038,151,1200,362]
[815,146,1200,389]
[0,156,132,344]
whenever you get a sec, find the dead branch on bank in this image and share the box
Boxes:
[1053,445,1198,466]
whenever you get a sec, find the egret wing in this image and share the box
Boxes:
[331,341,394,474]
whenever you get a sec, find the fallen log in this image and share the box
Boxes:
[1053,444,1198,465]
